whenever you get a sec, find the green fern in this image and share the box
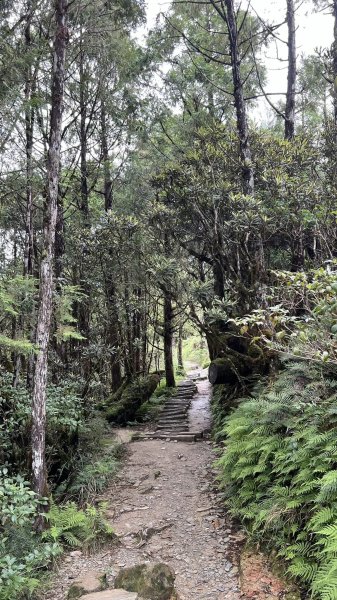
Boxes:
[42,502,113,550]
[214,360,337,599]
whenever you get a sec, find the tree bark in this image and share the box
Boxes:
[105,277,122,391]
[177,323,184,371]
[333,0,337,134]
[100,98,113,211]
[13,3,36,388]
[31,0,68,520]
[79,41,89,220]
[224,0,254,195]
[163,290,175,387]
[285,0,296,140]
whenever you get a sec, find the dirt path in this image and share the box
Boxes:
[44,376,291,600]
[44,377,242,599]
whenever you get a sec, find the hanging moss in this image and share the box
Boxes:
[105,374,160,425]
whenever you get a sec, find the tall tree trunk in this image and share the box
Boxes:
[333,0,337,134]
[79,43,89,220]
[77,39,90,374]
[132,287,142,374]
[13,2,36,388]
[31,0,68,519]
[224,0,254,195]
[177,323,184,372]
[101,112,122,390]
[285,0,296,140]
[105,277,122,391]
[223,0,265,286]
[163,290,175,388]
[100,99,113,211]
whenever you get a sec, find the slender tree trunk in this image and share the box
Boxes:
[79,44,89,220]
[24,4,35,280]
[224,0,254,195]
[163,290,175,387]
[285,0,296,140]
[132,287,142,374]
[105,277,122,391]
[77,39,91,376]
[100,99,113,211]
[333,0,337,135]
[177,323,184,372]
[13,2,36,388]
[31,0,68,520]
[101,116,122,390]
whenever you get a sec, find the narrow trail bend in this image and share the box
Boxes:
[45,374,243,600]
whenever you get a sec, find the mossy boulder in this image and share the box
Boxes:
[208,346,267,385]
[105,375,160,425]
[114,563,176,599]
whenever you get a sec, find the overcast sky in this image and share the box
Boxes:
[143,0,334,121]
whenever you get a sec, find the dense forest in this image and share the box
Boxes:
[2,0,337,598]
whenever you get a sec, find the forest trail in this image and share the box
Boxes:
[44,375,287,600]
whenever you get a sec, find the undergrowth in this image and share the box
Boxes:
[0,471,114,600]
[0,414,122,600]
[217,361,337,600]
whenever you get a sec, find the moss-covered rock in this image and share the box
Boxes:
[105,375,160,425]
[114,563,176,599]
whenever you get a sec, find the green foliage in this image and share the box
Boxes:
[55,285,86,343]
[0,471,61,600]
[0,373,85,482]
[217,361,337,599]
[63,442,122,503]
[0,468,115,600]
[43,502,113,550]
[182,335,209,368]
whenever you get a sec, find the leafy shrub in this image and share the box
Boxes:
[0,471,61,600]
[217,361,337,599]
[0,470,114,599]
[0,373,85,484]
[64,445,121,503]
[43,502,114,550]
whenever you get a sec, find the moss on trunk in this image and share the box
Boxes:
[105,374,160,425]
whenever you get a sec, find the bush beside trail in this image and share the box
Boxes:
[216,361,337,599]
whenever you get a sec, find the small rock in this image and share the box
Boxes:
[139,485,154,495]
[70,550,83,557]
[68,571,106,599]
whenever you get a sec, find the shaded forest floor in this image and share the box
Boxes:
[43,375,295,600]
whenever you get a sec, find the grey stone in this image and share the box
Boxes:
[68,571,106,598]
[114,563,176,600]
[80,592,138,600]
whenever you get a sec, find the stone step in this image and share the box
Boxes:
[158,421,188,427]
[148,432,199,442]
[80,590,138,600]
[159,413,187,420]
[165,401,190,406]
[156,424,188,430]
[155,430,204,440]
[161,411,188,417]
[160,409,187,413]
